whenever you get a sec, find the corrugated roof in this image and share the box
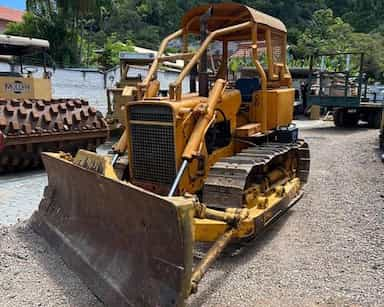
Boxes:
[0,6,24,23]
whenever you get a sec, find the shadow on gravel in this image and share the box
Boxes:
[225,210,293,263]
[188,269,232,307]
[303,126,371,136]
[15,222,102,307]
[17,210,296,307]
[188,210,293,306]
[375,147,384,162]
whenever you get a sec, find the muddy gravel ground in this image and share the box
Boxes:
[1,121,383,307]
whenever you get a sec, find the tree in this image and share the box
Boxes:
[341,0,384,33]
[349,32,384,80]
[293,9,354,57]
[292,8,384,80]
[4,0,384,80]
[5,12,76,66]
[20,0,112,65]
[91,34,135,69]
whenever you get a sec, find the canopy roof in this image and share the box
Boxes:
[0,34,49,56]
[182,3,286,40]
[119,52,155,65]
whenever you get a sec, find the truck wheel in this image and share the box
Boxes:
[334,109,344,127]
[344,112,359,127]
[367,110,382,129]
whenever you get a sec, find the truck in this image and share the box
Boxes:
[307,52,383,128]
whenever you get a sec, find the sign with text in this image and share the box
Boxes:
[4,81,32,94]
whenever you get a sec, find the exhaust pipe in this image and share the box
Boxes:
[199,7,213,97]
[169,7,215,195]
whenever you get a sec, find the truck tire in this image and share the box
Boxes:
[334,109,344,127]
[344,112,359,127]
[334,109,358,127]
[367,110,382,129]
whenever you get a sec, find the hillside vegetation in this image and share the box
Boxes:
[5,0,384,79]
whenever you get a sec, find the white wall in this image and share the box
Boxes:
[0,63,190,115]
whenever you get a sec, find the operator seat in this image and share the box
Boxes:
[235,78,261,102]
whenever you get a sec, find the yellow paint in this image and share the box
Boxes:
[123,81,295,195]
[69,3,302,245]
[73,150,118,180]
[0,76,51,100]
[253,88,294,132]
[194,177,301,241]
[109,87,136,127]
[266,88,294,129]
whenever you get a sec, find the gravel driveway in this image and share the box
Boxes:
[0,121,383,306]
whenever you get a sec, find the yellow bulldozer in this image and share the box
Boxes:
[105,52,155,135]
[32,3,310,306]
[0,34,108,173]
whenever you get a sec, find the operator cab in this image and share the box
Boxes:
[0,34,52,100]
[0,34,50,78]
[136,3,294,134]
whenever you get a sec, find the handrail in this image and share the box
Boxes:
[169,21,253,100]
[137,29,183,97]
[251,23,267,91]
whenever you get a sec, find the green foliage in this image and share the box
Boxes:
[229,57,246,73]
[292,8,384,79]
[348,32,384,79]
[9,0,113,66]
[93,34,135,69]
[293,9,354,57]
[340,0,384,33]
[3,0,384,80]
[5,12,77,66]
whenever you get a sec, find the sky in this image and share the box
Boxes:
[0,0,25,10]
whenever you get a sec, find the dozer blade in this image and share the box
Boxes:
[31,152,194,307]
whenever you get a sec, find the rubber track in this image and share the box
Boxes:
[202,141,310,209]
[0,98,108,173]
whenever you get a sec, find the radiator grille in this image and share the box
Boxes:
[129,105,176,184]
[130,104,173,122]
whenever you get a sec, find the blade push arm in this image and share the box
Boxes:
[168,79,226,196]
[182,78,226,160]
